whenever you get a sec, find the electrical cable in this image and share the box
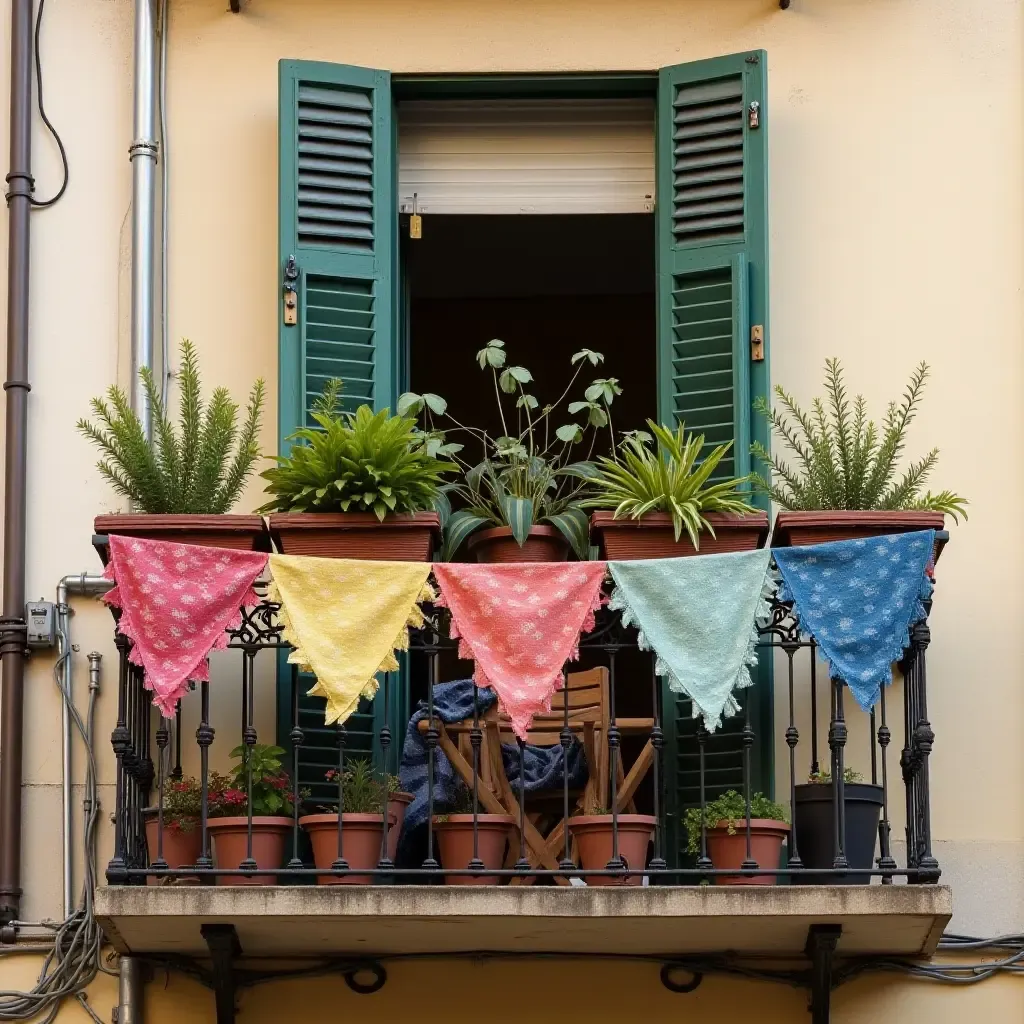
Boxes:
[0,630,114,1023]
[30,0,69,209]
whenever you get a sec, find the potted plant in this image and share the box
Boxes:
[753,359,967,550]
[261,380,453,559]
[685,790,789,886]
[206,744,296,886]
[400,341,617,561]
[300,760,397,884]
[793,768,884,885]
[432,785,516,885]
[585,420,768,559]
[143,775,202,884]
[567,806,657,886]
[79,338,269,553]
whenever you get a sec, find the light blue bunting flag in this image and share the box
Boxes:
[608,548,775,732]
[772,531,934,711]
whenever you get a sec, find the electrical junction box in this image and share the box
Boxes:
[26,601,56,649]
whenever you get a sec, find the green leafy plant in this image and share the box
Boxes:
[684,791,787,855]
[582,419,756,548]
[323,759,386,814]
[751,359,967,520]
[258,379,455,518]
[208,744,297,818]
[160,776,202,834]
[77,338,265,514]
[807,767,863,784]
[400,341,619,559]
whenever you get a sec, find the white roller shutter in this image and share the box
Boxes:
[397,98,655,215]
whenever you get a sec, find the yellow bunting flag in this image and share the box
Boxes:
[268,555,434,726]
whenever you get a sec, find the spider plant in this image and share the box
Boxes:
[751,359,967,519]
[399,341,619,559]
[583,420,756,548]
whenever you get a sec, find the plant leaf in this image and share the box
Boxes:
[423,393,447,416]
[441,511,490,561]
[502,496,535,546]
[544,507,590,560]
[556,424,582,443]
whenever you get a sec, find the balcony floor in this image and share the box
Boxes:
[96,884,951,958]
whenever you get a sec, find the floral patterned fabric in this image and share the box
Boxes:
[608,549,775,731]
[772,531,935,711]
[103,536,268,716]
[268,555,434,726]
[432,562,607,740]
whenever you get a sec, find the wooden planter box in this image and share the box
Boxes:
[771,510,947,562]
[268,512,440,561]
[590,511,769,561]
[94,514,270,562]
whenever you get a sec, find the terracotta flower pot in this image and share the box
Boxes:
[567,814,657,886]
[771,510,946,562]
[94,514,270,560]
[300,811,397,884]
[705,818,790,885]
[387,791,414,862]
[590,511,769,560]
[143,809,201,885]
[467,525,569,563]
[207,815,292,885]
[268,512,439,560]
[432,814,516,884]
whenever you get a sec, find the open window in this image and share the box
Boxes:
[277,53,771,864]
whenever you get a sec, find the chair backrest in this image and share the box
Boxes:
[486,666,609,747]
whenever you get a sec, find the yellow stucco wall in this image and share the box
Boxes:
[0,0,1022,1019]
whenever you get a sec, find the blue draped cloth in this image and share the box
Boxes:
[773,530,934,710]
[398,679,587,852]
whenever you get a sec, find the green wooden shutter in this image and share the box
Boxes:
[655,51,773,868]
[277,60,403,792]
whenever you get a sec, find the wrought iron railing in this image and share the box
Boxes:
[104,561,939,887]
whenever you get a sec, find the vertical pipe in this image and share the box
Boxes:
[117,955,145,1024]
[0,0,34,926]
[130,0,159,433]
[56,583,73,917]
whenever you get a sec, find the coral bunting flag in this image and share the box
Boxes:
[103,536,268,715]
[432,562,607,740]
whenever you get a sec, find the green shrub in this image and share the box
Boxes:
[259,379,454,518]
[751,359,967,519]
[78,339,265,514]
[684,790,787,855]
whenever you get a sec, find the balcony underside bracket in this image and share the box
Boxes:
[201,923,241,1024]
[806,924,842,1023]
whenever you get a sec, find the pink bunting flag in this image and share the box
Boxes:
[104,536,268,715]
[432,561,607,740]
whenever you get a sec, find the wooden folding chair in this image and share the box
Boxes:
[419,668,656,885]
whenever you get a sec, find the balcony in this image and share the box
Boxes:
[94,536,951,980]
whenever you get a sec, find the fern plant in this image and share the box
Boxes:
[258,379,454,518]
[751,359,967,520]
[582,419,756,549]
[77,339,265,514]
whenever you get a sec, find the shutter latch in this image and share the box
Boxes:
[748,101,761,130]
[751,324,765,361]
[283,255,298,326]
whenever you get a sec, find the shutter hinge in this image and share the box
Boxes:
[283,255,298,326]
[748,101,761,130]
[751,325,765,361]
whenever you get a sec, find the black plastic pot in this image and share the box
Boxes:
[793,782,883,885]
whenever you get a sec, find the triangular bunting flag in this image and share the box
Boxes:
[103,536,268,716]
[269,555,434,726]
[432,562,607,740]
[772,531,934,711]
[608,549,774,731]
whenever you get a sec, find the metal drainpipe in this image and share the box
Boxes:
[117,955,145,1024]
[56,574,112,919]
[0,0,35,928]
[130,0,159,434]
